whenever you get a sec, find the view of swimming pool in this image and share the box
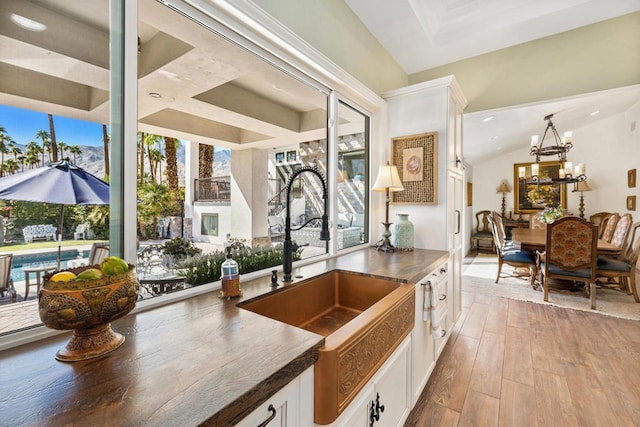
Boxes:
[10,249,89,282]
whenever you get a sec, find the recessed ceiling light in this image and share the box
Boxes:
[482,116,495,122]
[148,92,162,99]
[10,13,47,32]
[590,110,600,116]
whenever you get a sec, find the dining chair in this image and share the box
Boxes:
[88,242,110,265]
[488,211,537,287]
[596,222,640,303]
[541,217,598,309]
[601,213,620,242]
[470,210,494,252]
[610,213,632,250]
[0,254,16,303]
[589,211,612,237]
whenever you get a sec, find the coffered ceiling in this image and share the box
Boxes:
[0,0,354,151]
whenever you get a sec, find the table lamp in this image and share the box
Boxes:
[372,161,404,252]
[572,180,592,218]
[496,181,511,218]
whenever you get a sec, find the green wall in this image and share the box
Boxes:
[409,12,640,112]
[251,0,408,94]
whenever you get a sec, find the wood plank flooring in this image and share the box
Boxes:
[405,257,640,427]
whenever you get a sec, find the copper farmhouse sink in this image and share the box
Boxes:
[239,270,415,424]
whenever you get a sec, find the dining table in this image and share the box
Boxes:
[511,228,621,256]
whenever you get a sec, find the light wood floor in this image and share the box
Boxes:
[405,258,640,427]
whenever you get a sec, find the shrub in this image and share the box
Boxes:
[179,244,300,286]
[161,237,202,258]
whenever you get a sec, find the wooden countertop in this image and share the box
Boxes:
[0,247,449,426]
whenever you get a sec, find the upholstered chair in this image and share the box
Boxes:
[601,213,620,242]
[610,213,632,250]
[471,210,494,252]
[597,222,640,303]
[541,217,598,309]
[488,211,537,287]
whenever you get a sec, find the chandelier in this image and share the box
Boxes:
[520,113,587,187]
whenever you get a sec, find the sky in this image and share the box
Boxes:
[0,105,105,147]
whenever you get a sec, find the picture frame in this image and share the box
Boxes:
[275,152,285,163]
[466,182,473,207]
[513,160,567,213]
[286,150,297,162]
[628,169,636,188]
[391,132,438,205]
[627,195,636,211]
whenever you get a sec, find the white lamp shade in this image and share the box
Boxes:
[372,163,404,192]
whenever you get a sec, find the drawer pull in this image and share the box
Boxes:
[256,404,276,427]
[439,294,446,301]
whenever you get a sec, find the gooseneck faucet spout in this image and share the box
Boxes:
[283,166,330,282]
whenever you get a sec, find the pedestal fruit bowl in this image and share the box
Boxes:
[39,260,138,362]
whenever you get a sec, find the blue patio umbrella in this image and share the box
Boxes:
[0,159,109,268]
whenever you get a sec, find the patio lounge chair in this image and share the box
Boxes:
[0,254,16,303]
[89,242,110,265]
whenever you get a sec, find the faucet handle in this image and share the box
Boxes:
[271,270,278,287]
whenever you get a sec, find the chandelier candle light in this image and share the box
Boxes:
[520,114,587,190]
[372,161,404,252]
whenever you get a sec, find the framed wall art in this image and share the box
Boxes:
[628,169,636,188]
[513,160,567,213]
[627,195,636,211]
[391,132,438,205]
[467,182,473,207]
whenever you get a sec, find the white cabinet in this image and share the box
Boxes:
[237,367,314,427]
[322,335,412,427]
[411,260,452,407]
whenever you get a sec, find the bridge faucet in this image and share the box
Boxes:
[283,165,330,282]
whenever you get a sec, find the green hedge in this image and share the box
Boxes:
[178,244,300,286]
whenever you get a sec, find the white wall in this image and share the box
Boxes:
[384,85,450,250]
[470,100,640,223]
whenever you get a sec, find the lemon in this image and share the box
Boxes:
[50,271,77,282]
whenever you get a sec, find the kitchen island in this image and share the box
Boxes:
[0,247,449,426]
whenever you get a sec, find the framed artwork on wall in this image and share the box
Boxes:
[391,132,438,205]
[627,195,636,211]
[275,152,285,163]
[467,182,473,207]
[628,169,636,188]
[286,151,297,162]
[513,160,567,213]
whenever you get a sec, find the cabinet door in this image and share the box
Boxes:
[372,336,411,427]
[411,280,436,406]
[236,367,313,427]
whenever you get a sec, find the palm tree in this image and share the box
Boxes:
[36,130,50,165]
[25,141,42,167]
[0,138,10,177]
[3,159,19,175]
[48,114,58,162]
[198,143,214,179]
[102,124,110,177]
[143,133,162,183]
[68,145,82,164]
[9,141,22,160]
[148,148,164,183]
[164,136,179,192]
[0,127,10,177]
[57,141,68,159]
